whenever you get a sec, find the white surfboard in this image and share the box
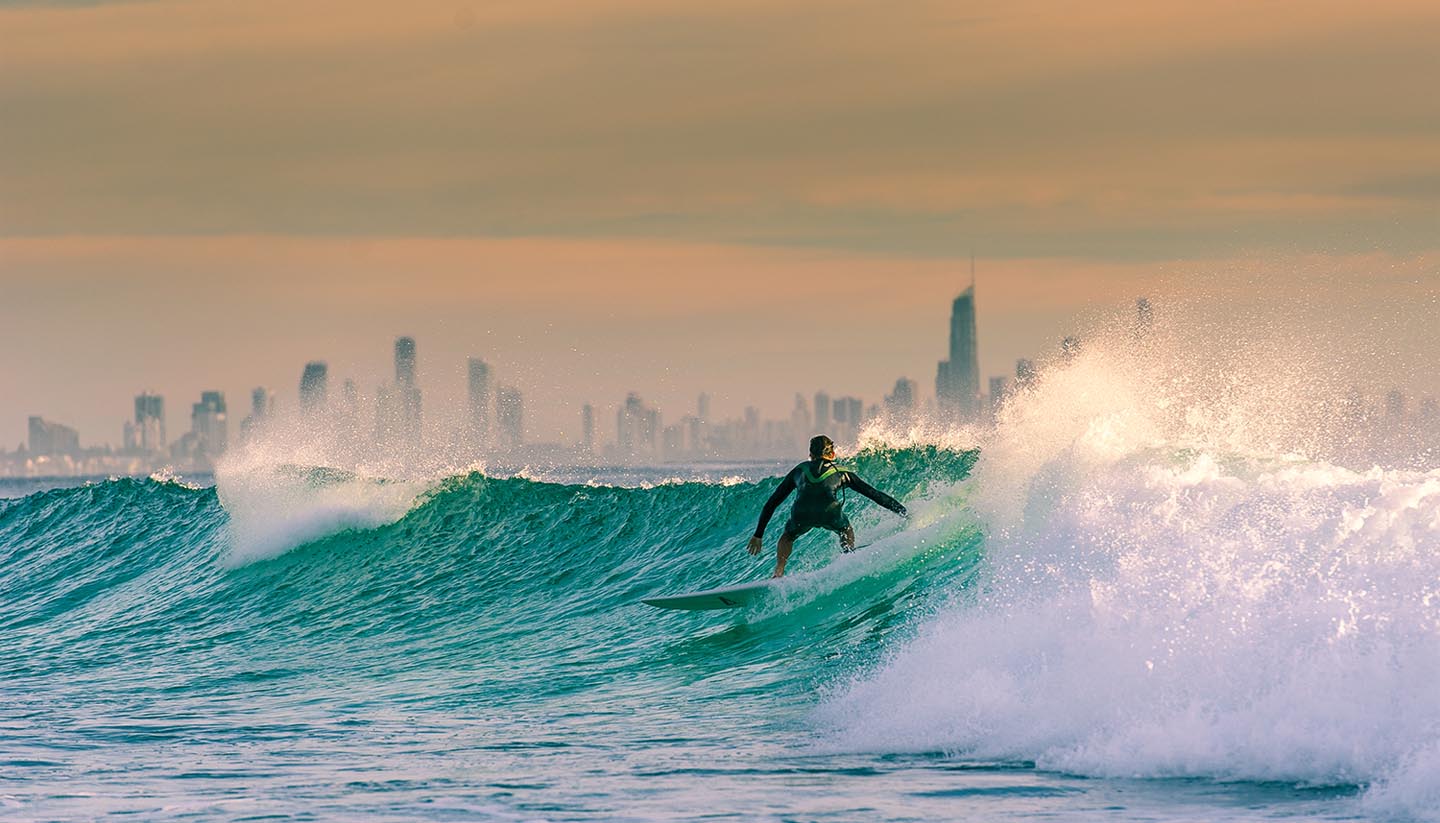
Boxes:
[642,543,878,611]
[641,578,776,611]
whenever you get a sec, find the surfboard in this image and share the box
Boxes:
[642,542,877,611]
[641,578,776,611]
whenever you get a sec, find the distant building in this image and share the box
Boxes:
[241,387,273,440]
[936,286,980,422]
[832,395,864,442]
[988,375,1011,419]
[134,392,165,452]
[692,394,712,454]
[814,391,832,431]
[744,406,761,449]
[682,415,704,455]
[394,337,422,443]
[885,378,917,423]
[618,394,638,454]
[28,416,79,457]
[299,362,328,412]
[496,386,524,450]
[394,336,416,386]
[791,393,812,435]
[617,392,660,458]
[190,391,228,461]
[251,387,272,419]
[467,358,492,444]
[662,424,685,459]
[581,403,595,453]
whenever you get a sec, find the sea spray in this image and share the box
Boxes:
[817,311,1440,820]
[213,418,487,563]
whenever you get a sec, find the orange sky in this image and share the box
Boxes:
[2,0,1438,447]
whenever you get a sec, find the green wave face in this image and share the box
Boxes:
[0,447,984,761]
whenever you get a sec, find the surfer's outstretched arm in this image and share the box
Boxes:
[748,472,797,555]
[844,474,908,517]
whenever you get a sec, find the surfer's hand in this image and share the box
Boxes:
[747,536,763,555]
[896,504,909,517]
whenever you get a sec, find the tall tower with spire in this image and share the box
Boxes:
[936,259,980,422]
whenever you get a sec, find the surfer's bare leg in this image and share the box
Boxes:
[773,534,794,578]
[840,527,856,553]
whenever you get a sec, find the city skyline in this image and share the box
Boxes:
[0,265,1009,453]
[8,253,1437,457]
[9,277,1440,478]
[0,272,1111,464]
[3,279,1052,471]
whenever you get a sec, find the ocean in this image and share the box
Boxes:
[5,342,1440,821]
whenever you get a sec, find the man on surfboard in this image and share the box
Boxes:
[747,435,908,577]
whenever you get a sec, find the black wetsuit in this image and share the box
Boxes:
[753,459,907,542]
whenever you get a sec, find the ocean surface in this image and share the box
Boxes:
[6,345,1440,821]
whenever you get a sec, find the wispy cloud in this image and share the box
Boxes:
[2,0,1437,258]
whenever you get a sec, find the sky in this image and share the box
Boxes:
[2,0,1438,449]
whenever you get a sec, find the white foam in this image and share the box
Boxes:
[817,316,1440,820]
[217,464,428,564]
[213,422,480,564]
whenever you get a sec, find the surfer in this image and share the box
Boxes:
[747,435,908,577]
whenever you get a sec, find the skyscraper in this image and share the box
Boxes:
[832,396,864,442]
[617,392,660,458]
[936,286,980,422]
[134,392,165,452]
[581,403,595,453]
[394,337,422,443]
[241,387,273,440]
[191,391,228,459]
[791,393,812,435]
[394,336,416,386]
[814,391,831,431]
[467,358,492,444]
[299,362,328,412]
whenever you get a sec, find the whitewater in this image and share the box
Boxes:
[4,316,1439,821]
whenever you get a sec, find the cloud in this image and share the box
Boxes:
[0,0,1437,259]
